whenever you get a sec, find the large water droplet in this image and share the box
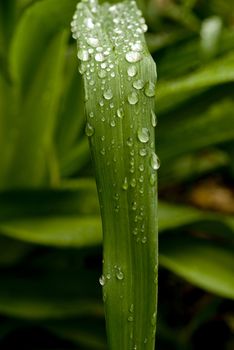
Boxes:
[127,65,137,77]
[122,177,128,190]
[151,109,157,127]
[103,88,113,100]
[128,91,138,105]
[85,122,94,137]
[151,152,160,170]
[77,49,89,61]
[144,81,155,97]
[125,51,142,63]
[133,79,144,90]
[137,128,149,143]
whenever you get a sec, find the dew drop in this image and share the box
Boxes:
[126,137,133,147]
[144,81,155,97]
[130,304,134,313]
[122,177,128,190]
[130,178,136,188]
[116,267,124,280]
[95,52,105,62]
[99,275,105,286]
[77,49,89,61]
[138,128,149,143]
[133,79,144,90]
[128,91,138,105]
[84,17,94,29]
[103,88,113,100]
[127,65,137,77]
[131,42,143,52]
[141,236,147,244]
[139,164,144,172]
[150,152,160,170]
[151,109,157,127]
[128,316,133,322]
[139,148,147,156]
[87,37,99,47]
[150,173,156,186]
[85,122,94,137]
[98,69,107,78]
[125,51,142,63]
[117,108,124,119]
[110,120,116,127]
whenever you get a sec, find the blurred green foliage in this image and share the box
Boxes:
[0,0,233,349]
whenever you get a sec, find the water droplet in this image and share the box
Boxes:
[133,79,144,90]
[125,51,142,63]
[122,177,128,190]
[128,316,133,322]
[138,128,149,143]
[127,65,137,77]
[127,137,133,147]
[131,42,143,51]
[130,178,136,188]
[98,69,107,78]
[139,164,144,172]
[103,88,113,100]
[89,112,94,118]
[95,53,105,62]
[139,148,147,156]
[78,63,86,74]
[151,312,156,326]
[116,267,124,280]
[141,236,147,244]
[151,109,157,127]
[144,338,148,344]
[85,123,94,137]
[117,108,124,119]
[151,152,160,170]
[84,17,94,29]
[144,81,155,97]
[87,37,99,47]
[110,120,116,127]
[100,148,105,156]
[128,91,138,105]
[77,49,89,61]
[150,173,156,186]
[99,99,104,107]
[99,275,105,286]
[130,304,134,312]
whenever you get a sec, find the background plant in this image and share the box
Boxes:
[0,0,233,349]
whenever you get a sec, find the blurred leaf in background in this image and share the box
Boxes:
[0,0,233,349]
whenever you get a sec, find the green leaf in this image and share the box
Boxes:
[157,52,234,113]
[158,99,234,162]
[160,233,234,299]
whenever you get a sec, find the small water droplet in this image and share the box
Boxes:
[98,69,107,78]
[131,42,143,52]
[103,88,113,100]
[139,148,147,156]
[110,120,116,127]
[141,236,147,244]
[133,79,144,90]
[150,173,156,186]
[95,52,105,62]
[89,112,94,118]
[116,267,124,280]
[151,109,157,127]
[99,275,105,286]
[127,137,133,147]
[125,51,142,63]
[85,123,94,137]
[77,49,89,61]
[151,312,156,326]
[144,338,148,344]
[117,108,124,118]
[122,177,128,190]
[144,81,155,97]
[128,91,138,105]
[128,316,133,322]
[139,164,144,172]
[138,128,149,143]
[130,178,136,188]
[87,37,99,47]
[150,152,160,170]
[127,65,137,77]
